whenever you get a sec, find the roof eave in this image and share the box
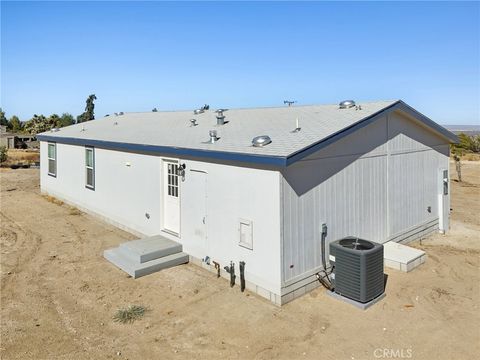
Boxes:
[36,135,289,167]
[285,100,458,165]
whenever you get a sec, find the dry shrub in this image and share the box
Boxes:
[43,195,64,206]
[7,150,39,162]
[462,153,480,161]
[69,207,82,216]
[113,305,147,324]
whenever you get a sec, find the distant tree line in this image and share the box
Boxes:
[451,133,480,155]
[0,94,97,135]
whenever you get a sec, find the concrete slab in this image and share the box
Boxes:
[327,290,386,310]
[384,241,426,272]
[119,235,182,263]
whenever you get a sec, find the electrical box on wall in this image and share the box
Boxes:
[239,218,253,250]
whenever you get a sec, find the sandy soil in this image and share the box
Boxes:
[1,163,479,360]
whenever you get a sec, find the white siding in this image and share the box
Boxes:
[280,111,450,285]
[40,142,281,295]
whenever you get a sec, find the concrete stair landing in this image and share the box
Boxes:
[104,235,188,278]
[383,241,426,272]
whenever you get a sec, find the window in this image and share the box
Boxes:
[85,147,95,189]
[47,143,56,177]
[167,163,179,197]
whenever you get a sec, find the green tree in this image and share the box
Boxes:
[59,113,75,127]
[23,114,61,135]
[77,94,97,123]
[8,115,23,132]
[0,108,7,127]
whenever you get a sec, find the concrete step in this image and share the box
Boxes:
[119,235,183,263]
[383,241,426,272]
[104,247,189,278]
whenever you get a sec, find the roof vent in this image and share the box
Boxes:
[339,100,356,109]
[209,130,219,143]
[291,117,301,133]
[284,100,296,107]
[194,109,204,115]
[190,119,198,127]
[252,135,272,147]
[215,109,228,125]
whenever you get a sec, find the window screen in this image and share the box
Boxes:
[47,143,56,176]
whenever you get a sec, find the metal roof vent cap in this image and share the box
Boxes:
[339,100,356,109]
[194,109,204,115]
[209,130,218,143]
[252,135,272,147]
[215,109,228,125]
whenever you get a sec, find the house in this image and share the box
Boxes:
[0,126,38,149]
[37,100,457,305]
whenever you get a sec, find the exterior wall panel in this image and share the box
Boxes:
[280,111,450,286]
[40,142,281,295]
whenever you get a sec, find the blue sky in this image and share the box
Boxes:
[1,1,479,124]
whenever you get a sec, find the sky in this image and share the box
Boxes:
[1,1,479,125]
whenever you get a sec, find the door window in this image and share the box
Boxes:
[167,163,179,197]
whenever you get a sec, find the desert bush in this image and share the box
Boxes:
[0,146,7,163]
[452,133,480,155]
[113,305,147,324]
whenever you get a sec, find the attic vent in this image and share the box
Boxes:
[209,130,219,143]
[339,100,356,109]
[190,119,198,127]
[252,135,272,147]
[215,109,228,125]
[193,104,209,115]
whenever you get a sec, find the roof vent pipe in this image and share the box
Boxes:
[209,130,218,143]
[339,100,356,109]
[215,109,228,125]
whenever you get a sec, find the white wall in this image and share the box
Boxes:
[280,111,450,285]
[40,142,163,236]
[40,142,282,295]
[180,159,281,294]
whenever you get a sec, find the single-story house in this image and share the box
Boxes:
[37,100,457,305]
[0,126,38,149]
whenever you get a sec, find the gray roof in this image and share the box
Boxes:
[37,100,457,167]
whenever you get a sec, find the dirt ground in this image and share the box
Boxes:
[1,162,479,360]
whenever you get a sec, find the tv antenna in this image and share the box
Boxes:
[284,100,296,107]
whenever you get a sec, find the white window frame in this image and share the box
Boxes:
[47,142,56,177]
[85,147,95,190]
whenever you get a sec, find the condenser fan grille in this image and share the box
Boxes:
[339,238,374,250]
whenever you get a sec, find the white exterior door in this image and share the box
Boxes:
[438,168,449,233]
[163,160,180,235]
[182,170,208,254]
